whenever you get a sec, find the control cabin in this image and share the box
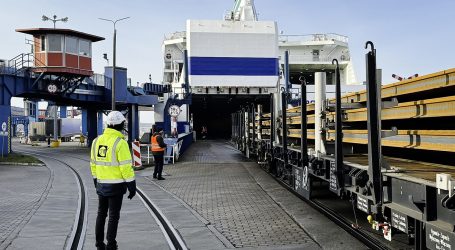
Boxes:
[15,28,104,76]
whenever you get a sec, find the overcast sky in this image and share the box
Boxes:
[3,0,455,108]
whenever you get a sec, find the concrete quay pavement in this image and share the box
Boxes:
[3,140,366,249]
[0,164,51,249]
[1,154,79,250]
[153,140,365,249]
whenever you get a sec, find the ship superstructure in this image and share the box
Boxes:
[157,0,361,138]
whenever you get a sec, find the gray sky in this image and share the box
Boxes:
[3,0,455,108]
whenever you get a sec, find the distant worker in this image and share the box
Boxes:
[90,111,136,250]
[201,126,208,139]
[151,127,167,180]
[171,117,178,138]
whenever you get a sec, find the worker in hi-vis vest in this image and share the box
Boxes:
[91,111,136,250]
[151,127,167,180]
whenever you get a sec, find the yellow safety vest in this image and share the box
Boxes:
[90,128,135,184]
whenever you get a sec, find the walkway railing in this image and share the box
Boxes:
[0,53,40,75]
[287,54,351,63]
[279,33,349,44]
[88,73,111,87]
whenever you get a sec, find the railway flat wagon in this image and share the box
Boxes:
[232,45,455,249]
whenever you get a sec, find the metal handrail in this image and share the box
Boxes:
[0,53,46,75]
[279,33,349,44]
[88,73,111,87]
[165,31,186,40]
[287,54,350,63]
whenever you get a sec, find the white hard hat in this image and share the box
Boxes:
[106,111,126,125]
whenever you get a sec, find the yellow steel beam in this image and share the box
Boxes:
[344,155,455,182]
[286,129,455,153]
[288,68,455,113]
[286,95,455,124]
[339,95,455,122]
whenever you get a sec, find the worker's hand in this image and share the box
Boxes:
[93,178,97,188]
[128,190,136,199]
[126,180,136,199]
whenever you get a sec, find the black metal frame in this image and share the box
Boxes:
[365,41,383,212]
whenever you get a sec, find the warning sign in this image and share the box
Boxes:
[426,224,455,250]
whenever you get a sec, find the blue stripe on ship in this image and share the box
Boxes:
[189,57,279,76]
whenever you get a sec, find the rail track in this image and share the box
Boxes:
[18,150,87,250]
[272,176,390,250]
[19,149,188,250]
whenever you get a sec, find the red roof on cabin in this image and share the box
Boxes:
[15,28,105,42]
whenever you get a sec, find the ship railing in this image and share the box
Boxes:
[165,31,186,40]
[171,86,192,97]
[286,54,350,63]
[279,33,349,44]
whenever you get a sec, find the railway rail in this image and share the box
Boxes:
[268,169,391,250]
[17,149,188,250]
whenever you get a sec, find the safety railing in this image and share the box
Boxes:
[279,33,349,44]
[165,31,186,40]
[87,73,111,87]
[0,53,46,75]
[287,54,350,63]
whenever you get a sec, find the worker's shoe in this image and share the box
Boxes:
[157,176,166,180]
[152,174,157,179]
[95,242,106,250]
[106,243,118,250]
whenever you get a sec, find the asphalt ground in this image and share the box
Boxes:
[1,140,366,249]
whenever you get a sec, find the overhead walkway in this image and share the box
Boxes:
[0,53,164,156]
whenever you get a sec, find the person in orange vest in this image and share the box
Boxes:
[151,127,167,180]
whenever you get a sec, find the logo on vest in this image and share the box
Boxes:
[97,145,108,158]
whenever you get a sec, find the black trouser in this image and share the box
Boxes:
[153,154,164,177]
[96,194,123,247]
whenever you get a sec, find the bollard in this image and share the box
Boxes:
[132,140,142,169]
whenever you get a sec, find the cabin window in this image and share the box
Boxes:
[79,39,91,57]
[48,34,63,52]
[40,36,46,51]
[65,36,78,54]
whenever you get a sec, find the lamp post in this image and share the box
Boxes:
[42,15,68,29]
[99,17,130,111]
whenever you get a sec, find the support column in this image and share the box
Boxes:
[60,106,67,118]
[53,104,58,141]
[97,111,104,135]
[23,121,29,138]
[82,109,88,137]
[314,72,327,157]
[128,104,139,144]
[24,100,38,121]
[87,108,97,147]
[34,102,39,121]
[0,105,11,157]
